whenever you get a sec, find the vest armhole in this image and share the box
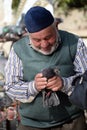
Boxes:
[68,37,78,62]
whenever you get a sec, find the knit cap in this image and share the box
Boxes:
[24,6,54,33]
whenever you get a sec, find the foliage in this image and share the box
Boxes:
[58,0,87,8]
[53,0,87,16]
[12,0,20,10]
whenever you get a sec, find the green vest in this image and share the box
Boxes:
[13,30,83,128]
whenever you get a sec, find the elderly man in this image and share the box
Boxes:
[4,6,87,130]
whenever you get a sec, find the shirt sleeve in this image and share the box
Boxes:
[4,47,39,103]
[61,38,87,95]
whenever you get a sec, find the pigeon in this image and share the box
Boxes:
[41,67,60,107]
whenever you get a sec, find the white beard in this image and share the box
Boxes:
[30,41,58,55]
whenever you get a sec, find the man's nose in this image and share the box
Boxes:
[41,40,49,47]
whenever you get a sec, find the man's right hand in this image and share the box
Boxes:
[34,73,47,92]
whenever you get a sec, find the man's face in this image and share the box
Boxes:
[29,24,58,55]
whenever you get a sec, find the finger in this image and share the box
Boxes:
[47,77,63,90]
[35,73,43,78]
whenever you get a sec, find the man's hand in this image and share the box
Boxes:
[35,73,63,92]
[34,73,47,92]
[46,76,63,91]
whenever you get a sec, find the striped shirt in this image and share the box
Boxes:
[4,38,87,103]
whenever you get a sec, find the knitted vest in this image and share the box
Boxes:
[13,30,83,128]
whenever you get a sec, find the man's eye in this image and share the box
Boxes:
[45,36,51,40]
[34,39,41,42]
